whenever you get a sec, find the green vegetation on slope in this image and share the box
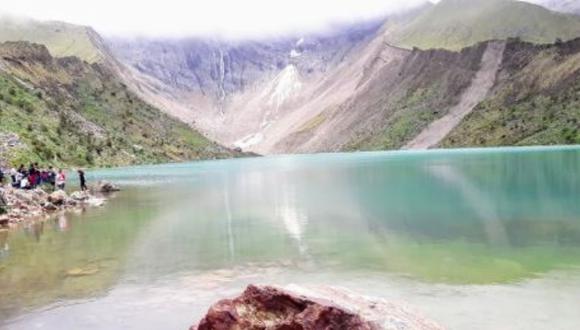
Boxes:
[388,0,580,50]
[0,15,104,63]
[0,42,234,167]
[442,39,580,147]
[341,44,488,151]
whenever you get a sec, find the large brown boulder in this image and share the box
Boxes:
[191,285,442,330]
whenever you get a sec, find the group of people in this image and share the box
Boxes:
[0,164,86,191]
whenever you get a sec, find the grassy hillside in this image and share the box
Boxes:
[0,41,236,167]
[388,0,580,50]
[442,38,580,147]
[0,16,104,63]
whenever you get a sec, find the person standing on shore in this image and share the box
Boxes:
[9,168,17,187]
[78,169,87,191]
[14,170,23,188]
[0,168,4,186]
[56,169,66,190]
[48,167,56,189]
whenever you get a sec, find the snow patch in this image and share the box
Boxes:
[234,132,264,149]
[290,49,302,58]
[264,65,302,108]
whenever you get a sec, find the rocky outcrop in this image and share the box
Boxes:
[191,285,443,330]
[0,186,110,227]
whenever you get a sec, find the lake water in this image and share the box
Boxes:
[1,146,580,329]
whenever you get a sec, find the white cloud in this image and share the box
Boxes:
[0,0,431,38]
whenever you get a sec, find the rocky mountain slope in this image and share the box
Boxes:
[442,38,580,147]
[0,41,237,167]
[280,37,580,152]
[106,0,580,155]
[107,21,383,122]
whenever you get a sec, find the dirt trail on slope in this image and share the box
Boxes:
[404,41,506,150]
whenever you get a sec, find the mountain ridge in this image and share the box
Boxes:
[385,0,580,50]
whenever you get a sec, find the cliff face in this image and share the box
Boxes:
[0,41,237,167]
[107,21,389,153]
[108,21,383,101]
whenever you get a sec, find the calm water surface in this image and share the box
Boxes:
[1,147,580,329]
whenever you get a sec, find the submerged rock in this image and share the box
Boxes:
[65,266,100,277]
[191,285,443,330]
[93,181,120,193]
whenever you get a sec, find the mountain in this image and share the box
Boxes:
[0,41,237,167]
[386,0,580,50]
[525,0,580,15]
[2,1,580,162]
[278,37,580,152]
[109,0,580,154]
[0,15,106,63]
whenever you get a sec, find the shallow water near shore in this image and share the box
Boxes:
[1,146,580,329]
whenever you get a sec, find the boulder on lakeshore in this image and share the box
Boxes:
[48,190,68,206]
[42,202,58,212]
[191,285,443,330]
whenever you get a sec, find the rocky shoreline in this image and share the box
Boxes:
[0,181,120,228]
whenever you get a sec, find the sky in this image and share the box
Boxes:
[0,0,434,38]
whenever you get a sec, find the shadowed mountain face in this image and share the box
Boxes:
[108,21,383,100]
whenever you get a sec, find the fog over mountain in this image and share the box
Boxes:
[0,0,431,38]
[524,0,580,14]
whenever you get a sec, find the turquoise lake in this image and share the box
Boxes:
[1,146,580,329]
